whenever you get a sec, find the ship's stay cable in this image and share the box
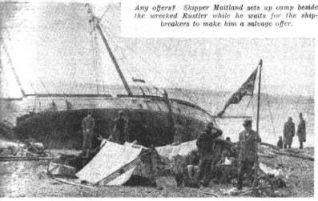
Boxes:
[97,26,144,93]
[101,19,201,105]
[1,40,26,97]
[90,20,100,94]
[99,5,112,22]
[102,30,168,97]
[262,77,277,138]
[292,90,305,115]
[3,28,52,99]
[101,19,155,81]
[100,23,163,96]
[100,14,216,121]
[29,82,38,112]
[3,34,56,112]
[101,18,192,91]
[90,7,111,95]
[103,30,156,96]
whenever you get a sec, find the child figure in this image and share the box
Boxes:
[277,136,283,149]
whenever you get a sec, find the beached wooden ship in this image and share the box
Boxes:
[0,4,213,148]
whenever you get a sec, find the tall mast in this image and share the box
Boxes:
[1,41,26,97]
[88,6,133,96]
[256,59,262,134]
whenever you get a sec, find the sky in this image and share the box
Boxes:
[0,1,315,98]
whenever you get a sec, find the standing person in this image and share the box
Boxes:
[196,122,222,187]
[172,118,185,145]
[297,113,306,149]
[109,111,128,145]
[283,117,295,148]
[237,119,261,190]
[81,112,95,153]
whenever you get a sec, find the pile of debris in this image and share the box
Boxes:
[45,139,295,197]
[0,138,48,160]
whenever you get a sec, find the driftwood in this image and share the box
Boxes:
[227,185,274,196]
[260,142,279,150]
[273,150,314,161]
[200,191,219,197]
[258,153,276,158]
[0,156,56,162]
[51,177,95,189]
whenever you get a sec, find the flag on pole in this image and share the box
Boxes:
[217,61,262,117]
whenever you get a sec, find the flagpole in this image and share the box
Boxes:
[256,59,262,134]
[254,59,262,181]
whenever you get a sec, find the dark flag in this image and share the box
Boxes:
[217,64,260,117]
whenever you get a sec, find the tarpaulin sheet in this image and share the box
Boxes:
[76,140,143,185]
[156,140,197,159]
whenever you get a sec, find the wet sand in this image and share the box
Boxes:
[0,147,314,197]
[0,160,219,197]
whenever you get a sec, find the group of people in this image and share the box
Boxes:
[81,110,128,155]
[81,110,306,190]
[195,119,260,190]
[277,113,306,149]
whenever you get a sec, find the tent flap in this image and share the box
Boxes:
[156,140,197,160]
[76,140,143,185]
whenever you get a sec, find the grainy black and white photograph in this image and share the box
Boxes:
[0,0,315,198]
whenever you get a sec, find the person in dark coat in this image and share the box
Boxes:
[297,113,306,149]
[237,119,261,190]
[109,111,129,145]
[81,112,95,152]
[283,117,295,148]
[196,122,222,187]
[172,118,186,145]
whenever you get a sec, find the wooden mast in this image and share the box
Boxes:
[88,5,133,96]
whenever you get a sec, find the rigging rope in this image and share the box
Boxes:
[90,20,100,94]
[2,28,52,96]
[112,39,197,102]
[100,18,202,104]
[99,5,112,22]
[262,79,277,138]
[1,40,25,96]
[100,24,161,96]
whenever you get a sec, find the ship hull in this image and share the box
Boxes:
[3,96,211,148]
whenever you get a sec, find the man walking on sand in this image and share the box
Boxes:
[283,117,295,148]
[297,113,306,149]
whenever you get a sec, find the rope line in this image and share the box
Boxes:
[99,19,201,104]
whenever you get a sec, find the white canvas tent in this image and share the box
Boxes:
[76,140,145,185]
[75,140,198,186]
